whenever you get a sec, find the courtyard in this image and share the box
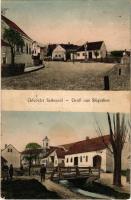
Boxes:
[1,61,125,90]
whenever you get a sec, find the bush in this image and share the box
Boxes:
[1,63,25,77]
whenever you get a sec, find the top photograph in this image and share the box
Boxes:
[1,0,130,90]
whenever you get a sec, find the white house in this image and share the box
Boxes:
[52,44,79,61]
[52,45,66,61]
[40,147,65,167]
[71,41,107,61]
[1,14,33,66]
[40,136,65,167]
[1,144,21,168]
[64,135,113,172]
[21,136,65,167]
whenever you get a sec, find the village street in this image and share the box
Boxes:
[1,173,130,199]
[2,61,115,90]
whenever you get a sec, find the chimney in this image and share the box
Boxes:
[86,136,89,140]
[5,144,8,148]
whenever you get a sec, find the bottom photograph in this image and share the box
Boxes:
[1,111,130,199]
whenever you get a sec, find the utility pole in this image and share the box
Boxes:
[84,42,88,62]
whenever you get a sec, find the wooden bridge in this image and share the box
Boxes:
[50,166,100,183]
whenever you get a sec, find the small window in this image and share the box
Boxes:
[83,53,85,56]
[66,158,68,163]
[59,55,61,57]
[8,148,12,152]
[119,68,121,75]
[77,53,80,56]
[26,44,28,54]
[80,156,82,162]
[55,55,58,57]
[86,156,88,162]
[70,157,73,162]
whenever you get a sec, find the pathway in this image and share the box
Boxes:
[24,65,44,73]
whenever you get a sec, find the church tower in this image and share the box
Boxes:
[43,136,50,150]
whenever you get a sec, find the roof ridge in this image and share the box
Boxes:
[1,15,32,40]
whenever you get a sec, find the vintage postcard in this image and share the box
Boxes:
[1,0,131,199]
[1,0,130,91]
[1,111,130,199]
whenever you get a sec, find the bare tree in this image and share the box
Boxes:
[95,113,129,186]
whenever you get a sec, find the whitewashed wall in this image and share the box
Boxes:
[65,150,108,171]
[52,45,66,60]
[1,20,33,67]
[2,145,21,168]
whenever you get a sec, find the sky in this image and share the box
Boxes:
[1,111,130,151]
[2,0,130,50]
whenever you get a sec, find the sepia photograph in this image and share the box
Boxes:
[1,111,130,199]
[1,0,130,90]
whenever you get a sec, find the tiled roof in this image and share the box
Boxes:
[77,41,104,52]
[1,15,32,40]
[47,44,57,56]
[65,135,110,155]
[55,148,65,158]
[60,44,80,51]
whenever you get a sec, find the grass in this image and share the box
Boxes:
[1,179,61,199]
[2,61,116,90]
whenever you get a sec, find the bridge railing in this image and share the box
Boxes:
[50,166,100,181]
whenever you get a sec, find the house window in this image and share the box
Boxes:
[3,57,6,64]
[77,53,80,56]
[55,55,58,57]
[86,156,88,162]
[70,157,73,162]
[26,43,28,54]
[8,148,12,152]
[119,68,121,75]
[80,156,82,162]
[59,55,61,57]
[66,158,68,163]
[83,53,85,56]
[21,45,24,53]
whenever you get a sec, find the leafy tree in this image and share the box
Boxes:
[110,51,123,58]
[96,113,129,187]
[23,143,41,175]
[3,28,25,65]
[26,142,41,149]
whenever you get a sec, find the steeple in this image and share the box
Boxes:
[43,136,50,149]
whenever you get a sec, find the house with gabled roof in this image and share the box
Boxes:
[71,41,107,61]
[40,146,65,167]
[1,14,33,66]
[52,43,80,61]
[64,135,113,172]
[1,144,21,168]
[21,136,66,167]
